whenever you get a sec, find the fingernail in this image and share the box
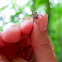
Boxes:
[40,15,48,31]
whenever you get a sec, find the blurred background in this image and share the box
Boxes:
[0,0,62,62]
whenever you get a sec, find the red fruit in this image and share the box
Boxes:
[2,24,21,43]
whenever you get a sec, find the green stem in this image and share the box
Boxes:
[47,0,51,34]
[32,0,36,13]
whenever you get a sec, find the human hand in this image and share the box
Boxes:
[0,14,57,62]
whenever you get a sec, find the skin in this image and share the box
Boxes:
[0,14,57,62]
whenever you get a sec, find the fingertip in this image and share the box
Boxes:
[38,14,48,31]
[21,17,33,34]
[2,24,21,43]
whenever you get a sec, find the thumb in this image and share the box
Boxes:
[31,14,57,62]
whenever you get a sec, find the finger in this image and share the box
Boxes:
[18,34,31,48]
[20,17,33,48]
[0,32,6,47]
[16,46,33,61]
[31,14,57,62]
[12,57,28,62]
[2,24,21,43]
[21,17,33,34]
